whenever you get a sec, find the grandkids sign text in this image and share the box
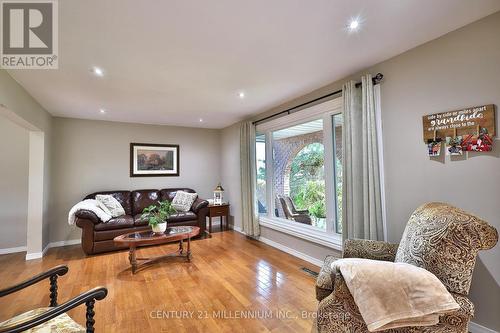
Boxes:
[422,105,496,142]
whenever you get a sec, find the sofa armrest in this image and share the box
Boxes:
[192,198,209,213]
[343,239,399,262]
[74,212,98,255]
[74,210,100,225]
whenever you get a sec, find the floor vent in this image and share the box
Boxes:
[300,267,319,278]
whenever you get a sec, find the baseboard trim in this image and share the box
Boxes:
[49,239,81,248]
[0,245,27,255]
[231,226,324,267]
[24,239,81,261]
[25,251,43,260]
[469,322,499,333]
[257,236,323,267]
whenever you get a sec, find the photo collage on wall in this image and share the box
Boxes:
[427,127,495,157]
[423,105,496,159]
[461,128,494,152]
[427,139,442,157]
[445,136,463,156]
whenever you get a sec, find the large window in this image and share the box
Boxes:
[255,98,343,247]
[272,120,326,229]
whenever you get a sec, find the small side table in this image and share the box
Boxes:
[207,203,230,236]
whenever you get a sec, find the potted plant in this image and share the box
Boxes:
[141,201,176,234]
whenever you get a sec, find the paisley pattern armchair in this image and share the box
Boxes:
[315,202,498,333]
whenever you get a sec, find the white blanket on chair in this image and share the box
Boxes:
[68,199,112,225]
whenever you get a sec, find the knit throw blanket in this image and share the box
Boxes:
[68,199,112,225]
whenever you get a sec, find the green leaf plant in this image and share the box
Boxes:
[141,200,177,227]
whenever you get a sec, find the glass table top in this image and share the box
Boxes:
[124,226,195,240]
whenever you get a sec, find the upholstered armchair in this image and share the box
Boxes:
[315,202,498,333]
[0,265,107,332]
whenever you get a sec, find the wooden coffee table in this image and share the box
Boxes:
[114,226,199,274]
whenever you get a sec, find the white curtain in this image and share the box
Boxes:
[342,74,384,241]
[240,121,260,237]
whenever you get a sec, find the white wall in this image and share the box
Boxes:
[0,118,29,250]
[222,11,500,331]
[0,69,53,253]
[50,117,221,243]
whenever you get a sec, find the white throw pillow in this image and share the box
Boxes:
[171,191,198,212]
[95,194,125,217]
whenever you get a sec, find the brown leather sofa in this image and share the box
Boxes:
[75,188,208,255]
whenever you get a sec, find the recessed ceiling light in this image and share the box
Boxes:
[238,91,245,98]
[91,67,104,77]
[99,108,106,114]
[199,118,203,122]
[349,20,359,30]
[345,15,365,33]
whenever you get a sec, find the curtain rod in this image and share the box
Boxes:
[252,73,384,126]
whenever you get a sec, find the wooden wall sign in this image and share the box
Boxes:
[422,104,496,142]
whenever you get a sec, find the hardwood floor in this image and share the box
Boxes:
[0,231,320,332]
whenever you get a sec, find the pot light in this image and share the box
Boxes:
[99,108,106,114]
[238,91,245,99]
[347,16,363,32]
[91,67,104,77]
[199,118,203,122]
[349,19,359,30]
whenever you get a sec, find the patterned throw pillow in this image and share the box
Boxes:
[171,191,198,212]
[95,194,125,217]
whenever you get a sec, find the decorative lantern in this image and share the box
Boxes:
[213,183,224,205]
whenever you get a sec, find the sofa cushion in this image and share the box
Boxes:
[395,202,498,295]
[169,211,197,222]
[134,212,197,226]
[168,221,199,229]
[160,188,196,202]
[132,190,160,215]
[133,213,149,226]
[85,191,132,215]
[94,225,150,241]
[94,215,134,231]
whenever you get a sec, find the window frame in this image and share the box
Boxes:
[255,97,343,250]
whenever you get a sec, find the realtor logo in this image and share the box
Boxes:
[1,0,58,69]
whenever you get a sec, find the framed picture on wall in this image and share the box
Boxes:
[130,143,179,177]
